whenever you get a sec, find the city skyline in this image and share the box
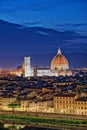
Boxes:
[0,1,87,128]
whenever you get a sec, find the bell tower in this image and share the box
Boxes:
[24,57,31,77]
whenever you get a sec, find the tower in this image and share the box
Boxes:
[24,57,31,77]
[33,65,37,77]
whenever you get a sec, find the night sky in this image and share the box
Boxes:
[0,0,87,68]
[0,0,87,29]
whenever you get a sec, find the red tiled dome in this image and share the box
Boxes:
[51,54,68,65]
[51,48,69,70]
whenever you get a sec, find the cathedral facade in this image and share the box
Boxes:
[16,48,72,77]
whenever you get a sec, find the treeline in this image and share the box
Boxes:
[0,115,87,125]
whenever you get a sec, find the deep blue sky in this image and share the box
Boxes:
[0,0,87,33]
[0,0,87,56]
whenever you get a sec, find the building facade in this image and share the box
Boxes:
[51,48,72,76]
[74,97,87,115]
[14,48,72,77]
[53,93,77,114]
[24,57,31,77]
[0,94,87,115]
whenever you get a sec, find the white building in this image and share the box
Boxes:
[24,57,31,77]
[37,68,51,76]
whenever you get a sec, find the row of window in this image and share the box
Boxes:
[55,101,74,104]
[56,97,73,100]
[77,111,87,115]
[75,107,87,109]
[75,102,87,105]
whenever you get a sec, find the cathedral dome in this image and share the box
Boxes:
[51,48,69,71]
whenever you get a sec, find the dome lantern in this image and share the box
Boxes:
[57,47,62,55]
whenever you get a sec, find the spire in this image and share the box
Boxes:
[57,47,62,55]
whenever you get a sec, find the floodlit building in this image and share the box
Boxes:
[1,97,16,111]
[37,68,51,76]
[53,93,77,114]
[51,48,72,76]
[32,48,72,77]
[74,97,87,115]
[24,57,31,77]
[19,48,72,77]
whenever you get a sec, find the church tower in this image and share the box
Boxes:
[24,57,31,77]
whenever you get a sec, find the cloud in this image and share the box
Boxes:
[36,31,50,36]
[23,21,42,26]
[72,24,87,27]
[56,23,87,27]
[56,23,87,35]
[0,19,87,57]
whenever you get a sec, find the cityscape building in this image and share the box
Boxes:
[3,48,72,77]
[51,48,72,76]
[32,48,72,77]
[24,57,31,77]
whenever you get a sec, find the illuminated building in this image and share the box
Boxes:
[0,93,87,115]
[51,48,72,76]
[24,57,31,77]
[30,67,51,77]
[1,97,16,111]
[15,48,72,77]
[37,67,51,76]
[29,99,54,112]
[31,48,72,77]
[53,93,77,114]
[74,97,87,115]
[16,66,22,76]
[20,99,30,111]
